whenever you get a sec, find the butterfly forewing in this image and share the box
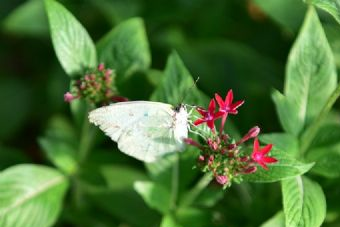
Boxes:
[89,101,187,162]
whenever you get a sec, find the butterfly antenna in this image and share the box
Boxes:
[180,77,200,105]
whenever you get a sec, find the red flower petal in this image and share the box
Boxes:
[208,99,216,114]
[261,144,273,155]
[215,93,225,109]
[225,90,233,105]
[194,118,205,126]
[262,156,277,163]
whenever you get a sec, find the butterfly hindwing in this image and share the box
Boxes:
[89,101,184,162]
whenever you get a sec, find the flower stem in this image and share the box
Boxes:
[78,119,92,162]
[170,152,180,211]
[179,172,213,208]
[300,83,340,155]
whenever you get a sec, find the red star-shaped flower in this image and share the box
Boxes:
[194,98,222,132]
[251,138,277,170]
[215,90,244,131]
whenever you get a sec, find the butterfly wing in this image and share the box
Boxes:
[89,101,186,162]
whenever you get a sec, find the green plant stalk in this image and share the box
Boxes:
[300,82,340,155]
[170,152,180,211]
[78,114,95,163]
[179,172,213,208]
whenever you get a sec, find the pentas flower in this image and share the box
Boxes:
[194,99,223,132]
[63,63,127,105]
[251,138,277,170]
[186,89,278,188]
[215,90,244,132]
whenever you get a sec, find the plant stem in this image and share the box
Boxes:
[170,152,180,211]
[179,172,213,208]
[300,83,340,155]
[78,116,94,163]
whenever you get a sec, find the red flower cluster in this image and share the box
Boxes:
[187,90,277,187]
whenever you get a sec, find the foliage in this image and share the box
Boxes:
[2,0,340,226]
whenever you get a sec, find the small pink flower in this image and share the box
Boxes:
[215,175,228,185]
[251,138,277,170]
[215,90,244,132]
[194,99,223,132]
[64,92,75,102]
[198,155,205,161]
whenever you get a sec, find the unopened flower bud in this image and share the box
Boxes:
[243,166,257,174]
[198,155,205,161]
[64,92,75,102]
[215,175,228,185]
[237,126,261,145]
[98,63,105,71]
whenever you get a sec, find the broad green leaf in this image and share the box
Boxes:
[259,211,285,227]
[151,51,209,106]
[176,207,213,227]
[101,165,147,190]
[306,144,340,178]
[276,7,337,136]
[243,149,314,183]
[254,0,305,32]
[0,164,69,227]
[272,90,301,136]
[38,116,78,175]
[39,138,77,175]
[88,188,160,227]
[81,162,159,227]
[145,149,199,192]
[2,0,48,36]
[96,18,150,80]
[160,214,183,227]
[304,0,340,24]
[324,24,340,68]
[311,123,340,148]
[260,133,299,157]
[45,0,97,76]
[134,181,171,214]
[282,176,326,227]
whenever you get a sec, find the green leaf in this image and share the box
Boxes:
[304,0,340,24]
[160,214,183,227]
[254,0,306,32]
[134,181,171,214]
[97,17,150,81]
[260,133,299,157]
[151,51,209,106]
[243,149,314,183]
[176,207,213,227]
[2,0,48,36]
[38,116,78,175]
[259,211,285,227]
[306,144,340,178]
[310,123,340,147]
[0,164,69,227]
[45,0,97,76]
[324,24,340,68]
[272,90,301,136]
[282,176,326,227]
[100,165,148,190]
[39,138,77,175]
[273,7,337,136]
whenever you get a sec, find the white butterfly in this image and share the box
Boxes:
[88,101,188,162]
